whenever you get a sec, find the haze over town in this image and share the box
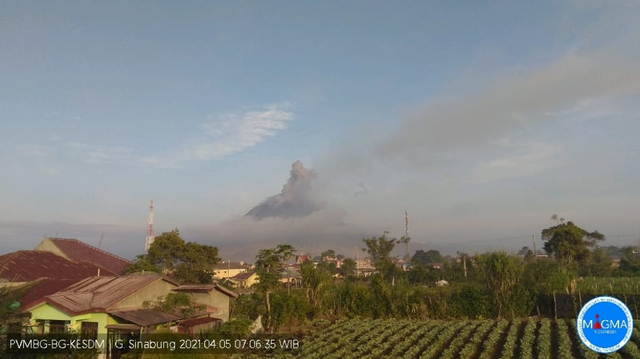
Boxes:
[1,1,640,262]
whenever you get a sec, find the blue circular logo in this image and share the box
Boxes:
[576,296,633,354]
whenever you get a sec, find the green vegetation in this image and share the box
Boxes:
[231,318,640,359]
[125,229,221,284]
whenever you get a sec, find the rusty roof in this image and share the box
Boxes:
[0,250,117,282]
[173,284,238,299]
[38,275,175,315]
[213,262,247,270]
[108,308,181,327]
[178,317,221,327]
[46,238,132,274]
[231,272,256,280]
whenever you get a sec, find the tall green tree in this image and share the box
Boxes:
[339,258,357,277]
[143,229,221,284]
[412,249,443,265]
[399,236,411,262]
[475,251,527,319]
[300,259,330,313]
[541,220,606,268]
[321,249,336,261]
[362,231,397,281]
[254,244,295,332]
[124,254,162,275]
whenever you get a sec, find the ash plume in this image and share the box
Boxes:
[245,160,323,219]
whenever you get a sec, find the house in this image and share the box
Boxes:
[0,250,118,311]
[24,275,180,334]
[0,250,117,282]
[175,317,221,335]
[213,261,248,279]
[279,267,302,286]
[172,284,238,322]
[35,237,132,275]
[295,254,310,264]
[228,272,259,289]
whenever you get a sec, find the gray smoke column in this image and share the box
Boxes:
[245,160,322,219]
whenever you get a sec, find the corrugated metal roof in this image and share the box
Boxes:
[213,262,246,270]
[178,317,221,327]
[173,284,238,299]
[42,275,173,315]
[0,250,116,282]
[232,272,256,280]
[47,238,132,274]
[172,284,215,292]
[108,309,180,327]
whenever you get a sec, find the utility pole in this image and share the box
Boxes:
[356,246,359,278]
[404,210,410,259]
[463,255,467,278]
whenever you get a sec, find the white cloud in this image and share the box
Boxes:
[25,104,294,168]
[185,105,294,160]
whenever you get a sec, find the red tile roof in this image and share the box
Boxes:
[18,278,79,309]
[47,238,132,275]
[0,250,116,282]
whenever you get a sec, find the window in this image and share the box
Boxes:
[81,321,99,340]
[49,320,67,333]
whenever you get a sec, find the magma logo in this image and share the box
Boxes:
[577,296,633,353]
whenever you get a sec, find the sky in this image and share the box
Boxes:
[1,1,640,261]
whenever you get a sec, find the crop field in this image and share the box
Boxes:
[577,277,640,295]
[235,318,640,359]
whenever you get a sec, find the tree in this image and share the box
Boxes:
[124,254,162,275]
[144,229,221,284]
[147,229,184,269]
[517,246,531,256]
[0,285,27,330]
[317,260,338,276]
[321,249,336,261]
[362,232,397,281]
[399,236,411,262]
[580,247,612,276]
[144,292,205,319]
[300,259,330,312]
[254,244,295,332]
[412,249,443,265]
[407,264,439,285]
[475,252,527,319]
[340,258,357,277]
[541,220,605,268]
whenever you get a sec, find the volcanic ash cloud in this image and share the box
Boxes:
[244,160,323,220]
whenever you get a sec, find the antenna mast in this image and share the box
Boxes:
[404,210,410,259]
[405,210,409,239]
[145,200,154,252]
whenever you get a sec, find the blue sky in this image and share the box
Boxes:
[1,1,639,259]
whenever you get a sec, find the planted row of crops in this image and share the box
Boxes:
[233,318,640,359]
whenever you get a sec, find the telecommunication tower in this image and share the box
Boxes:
[145,200,154,252]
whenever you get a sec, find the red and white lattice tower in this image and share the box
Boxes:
[145,200,155,252]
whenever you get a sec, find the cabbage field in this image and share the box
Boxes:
[235,318,640,359]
